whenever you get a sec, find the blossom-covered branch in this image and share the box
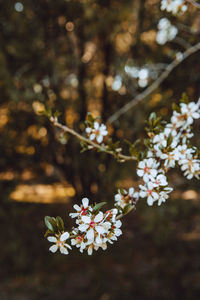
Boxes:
[107,42,200,124]
[50,116,137,162]
[45,98,200,255]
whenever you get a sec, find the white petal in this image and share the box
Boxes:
[95,225,105,234]
[94,211,104,223]
[88,245,93,255]
[79,224,89,232]
[60,246,69,255]
[49,244,58,253]
[87,228,94,241]
[60,232,69,241]
[82,216,91,224]
[82,197,89,208]
[47,236,57,243]
[137,169,144,177]
[74,204,80,211]
[94,122,99,130]
[96,135,103,143]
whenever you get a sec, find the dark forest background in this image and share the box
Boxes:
[0,0,200,299]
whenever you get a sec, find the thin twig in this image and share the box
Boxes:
[187,0,200,9]
[51,118,137,162]
[107,42,200,124]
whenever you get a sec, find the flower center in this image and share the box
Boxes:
[147,189,152,195]
[89,221,96,228]
[144,166,150,173]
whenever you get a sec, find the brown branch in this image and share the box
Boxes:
[107,42,200,124]
[187,0,200,9]
[50,117,137,162]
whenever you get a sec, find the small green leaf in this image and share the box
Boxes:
[93,202,107,212]
[56,216,64,231]
[44,229,52,238]
[44,216,54,232]
[123,204,135,215]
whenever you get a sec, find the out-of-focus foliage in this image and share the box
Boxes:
[1,0,200,201]
[0,1,200,298]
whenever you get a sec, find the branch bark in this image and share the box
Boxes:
[50,118,137,162]
[107,42,200,124]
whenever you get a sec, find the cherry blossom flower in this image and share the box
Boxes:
[180,102,200,126]
[150,173,168,187]
[47,232,72,255]
[157,187,173,206]
[139,182,160,206]
[69,197,92,219]
[86,121,108,143]
[179,156,200,179]
[114,187,139,209]
[137,158,160,182]
[156,18,178,45]
[160,0,187,14]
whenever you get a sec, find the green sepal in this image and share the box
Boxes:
[56,216,64,232]
[93,202,107,212]
[123,204,135,216]
[44,216,57,232]
[44,229,52,238]
[180,92,189,104]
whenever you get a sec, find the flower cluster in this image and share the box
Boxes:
[160,0,187,14]
[114,188,139,210]
[45,98,200,255]
[156,18,178,45]
[86,121,108,143]
[136,100,200,206]
[46,198,122,255]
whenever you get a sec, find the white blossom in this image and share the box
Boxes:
[179,156,200,179]
[137,158,160,182]
[114,187,139,209]
[69,197,92,219]
[139,182,160,206]
[86,121,108,143]
[156,18,178,45]
[160,0,187,14]
[47,232,72,255]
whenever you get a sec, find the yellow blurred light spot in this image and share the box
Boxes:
[65,21,74,31]
[105,76,114,88]
[141,30,157,46]
[26,146,35,155]
[10,183,76,203]
[33,83,43,94]
[38,127,47,137]
[32,101,45,115]
[60,89,70,100]
[82,41,96,63]
[90,182,98,194]
[65,107,79,127]
[150,93,162,106]
[58,16,66,26]
[115,33,132,54]
[182,190,199,201]
[0,171,15,181]
[0,107,9,128]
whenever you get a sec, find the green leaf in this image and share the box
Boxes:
[123,204,135,216]
[44,216,54,231]
[44,229,52,238]
[93,202,107,212]
[56,216,64,232]
[180,92,189,104]
[149,112,156,122]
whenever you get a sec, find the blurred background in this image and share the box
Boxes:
[0,0,200,299]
